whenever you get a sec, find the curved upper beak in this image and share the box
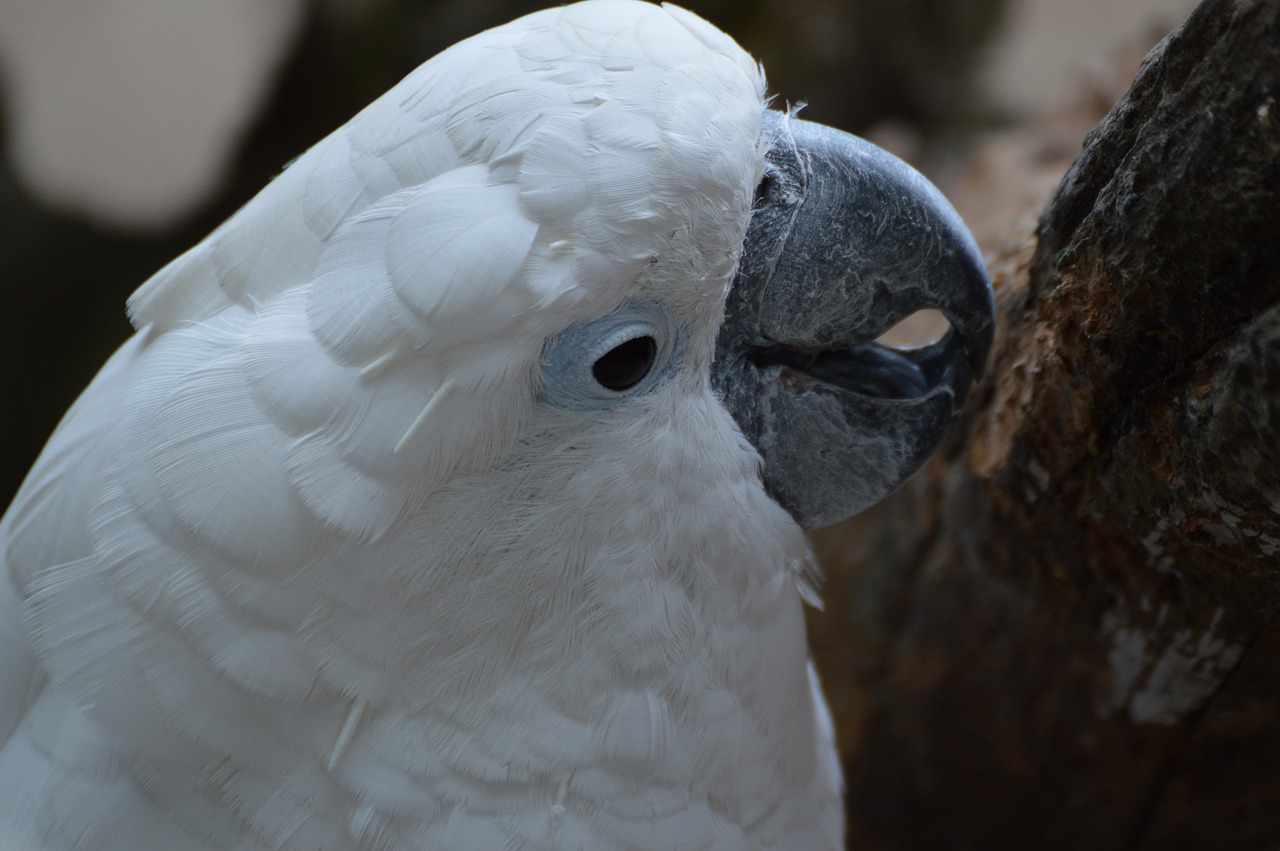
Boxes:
[713,110,994,529]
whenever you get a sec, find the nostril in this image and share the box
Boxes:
[752,172,775,208]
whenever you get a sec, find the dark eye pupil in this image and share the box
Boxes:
[593,336,657,391]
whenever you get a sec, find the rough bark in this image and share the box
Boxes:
[808,0,1280,847]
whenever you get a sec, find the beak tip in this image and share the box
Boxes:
[952,230,995,382]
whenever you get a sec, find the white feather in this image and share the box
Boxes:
[0,2,842,849]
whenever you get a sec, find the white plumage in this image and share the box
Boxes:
[0,2,843,848]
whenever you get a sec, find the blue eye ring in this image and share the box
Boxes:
[539,301,681,410]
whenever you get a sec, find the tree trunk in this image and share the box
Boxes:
[808,0,1280,847]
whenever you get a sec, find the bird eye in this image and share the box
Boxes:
[592,336,656,391]
[539,302,681,410]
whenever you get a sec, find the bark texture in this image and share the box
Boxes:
[808,1,1280,847]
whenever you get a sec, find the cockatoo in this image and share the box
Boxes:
[0,2,992,848]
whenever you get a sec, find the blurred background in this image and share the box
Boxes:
[0,0,1194,506]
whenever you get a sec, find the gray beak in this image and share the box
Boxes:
[713,110,994,529]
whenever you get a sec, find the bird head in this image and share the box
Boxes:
[120,0,991,548]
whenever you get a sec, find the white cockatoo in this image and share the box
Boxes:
[0,2,992,848]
